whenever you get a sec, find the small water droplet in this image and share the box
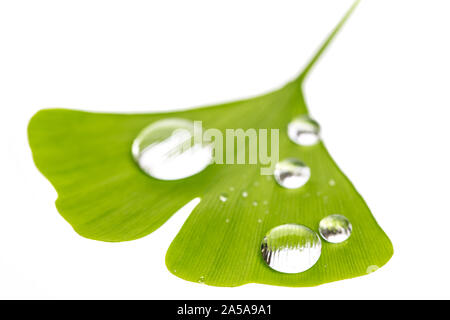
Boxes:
[229,186,235,192]
[219,193,228,202]
[288,115,320,146]
[263,200,268,205]
[225,218,230,223]
[261,224,322,273]
[198,276,205,284]
[242,191,248,198]
[258,219,263,223]
[264,210,269,214]
[274,158,311,189]
[319,214,352,243]
[329,179,336,186]
[366,265,379,274]
[132,118,212,180]
[252,201,258,206]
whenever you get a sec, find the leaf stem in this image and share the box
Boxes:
[297,0,360,84]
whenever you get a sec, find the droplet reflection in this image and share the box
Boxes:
[318,214,352,243]
[274,158,311,189]
[261,224,321,273]
[288,115,320,146]
[132,118,212,180]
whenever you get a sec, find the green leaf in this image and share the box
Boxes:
[28,0,393,287]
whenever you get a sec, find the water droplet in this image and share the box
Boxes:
[263,200,268,205]
[198,276,205,284]
[329,179,336,186]
[242,191,248,198]
[132,118,212,180]
[229,186,235,192]
[252,201,258,206]
[366,265,379,274]
[258,219,263,223]
[219,193,228,202]
[288,115,320,146]
[261,224,322,273]
[264,209,269,214]
[274,158,311,189]
[318,214,352,243]
[225,218,230,223]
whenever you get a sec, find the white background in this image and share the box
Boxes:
[1,0,449,299]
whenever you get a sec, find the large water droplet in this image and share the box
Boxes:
[132,118,212,180]
[288,115,320,146]
[273,158,311,189]
[318,214,352,243]
[261,224,322,273]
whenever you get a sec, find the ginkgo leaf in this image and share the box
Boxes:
[28,0,393,287]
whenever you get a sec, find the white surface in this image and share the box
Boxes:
[1,0,449,299]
